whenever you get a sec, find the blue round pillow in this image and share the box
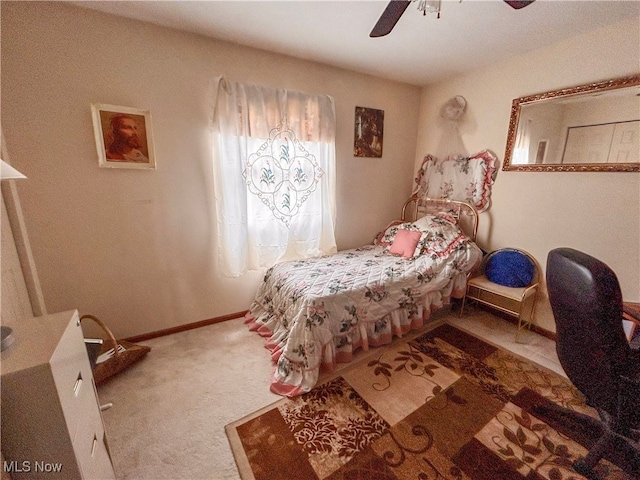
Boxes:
[485,250,534,288]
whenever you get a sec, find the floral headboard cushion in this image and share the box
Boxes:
[413,150,497,213]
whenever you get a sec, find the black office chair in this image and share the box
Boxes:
[542,248,640,479]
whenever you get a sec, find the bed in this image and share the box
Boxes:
[245,197,484,396]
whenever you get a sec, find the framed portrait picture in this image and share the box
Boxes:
[91,104,156,169]
[354,106,384,158]
[535,139,549,164]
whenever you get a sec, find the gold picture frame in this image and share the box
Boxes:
[502,75,640,172]
[503,75,640,172]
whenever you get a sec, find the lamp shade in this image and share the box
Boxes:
[0,159,26,180]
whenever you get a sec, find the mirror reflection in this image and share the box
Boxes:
[503,75,640,172]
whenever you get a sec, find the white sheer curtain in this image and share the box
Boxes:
[210,77,337,277]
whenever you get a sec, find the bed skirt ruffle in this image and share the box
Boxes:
[245,272,468,397]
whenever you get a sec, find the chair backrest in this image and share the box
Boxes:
[546,248,631,414]
[484,248,539,288]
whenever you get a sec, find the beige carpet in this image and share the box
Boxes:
[97,308,562,479]
[97,316,280,479]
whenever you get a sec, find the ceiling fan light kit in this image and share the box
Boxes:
[370,0,535,38]
[417,0,441,17]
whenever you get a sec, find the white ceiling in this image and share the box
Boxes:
[72,0,640,86]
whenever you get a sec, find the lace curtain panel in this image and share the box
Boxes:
[210,78,337,277]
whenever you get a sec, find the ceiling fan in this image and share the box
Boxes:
[370,0,535,38]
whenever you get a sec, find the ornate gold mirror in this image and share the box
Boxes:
[503,75,640,172]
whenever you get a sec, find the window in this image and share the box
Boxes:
[210,78,337,277]
[513,117,532,165]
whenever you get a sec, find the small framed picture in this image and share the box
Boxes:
[354,106,384,158]
[535,139,549,164]
[91,104,156,169]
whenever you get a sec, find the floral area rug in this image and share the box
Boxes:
[225,324,634,480]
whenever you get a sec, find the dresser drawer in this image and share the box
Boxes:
[73,410,115,480]
[1,310,116,480]
[50,312,95,439]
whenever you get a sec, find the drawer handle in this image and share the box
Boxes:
[91,434,98,457]
[74,372,83,396]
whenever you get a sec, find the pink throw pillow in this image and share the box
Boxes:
[388,229,422,259]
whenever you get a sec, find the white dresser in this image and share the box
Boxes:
[1,310,116,479]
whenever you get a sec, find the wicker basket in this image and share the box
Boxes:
[80,314,151,385]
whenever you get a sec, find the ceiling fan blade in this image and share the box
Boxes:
[504,0,535,9]
[370,1,411,38]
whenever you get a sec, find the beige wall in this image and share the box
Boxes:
[1,2,420,337]
[3,3,638,339]
[415,15,640,332]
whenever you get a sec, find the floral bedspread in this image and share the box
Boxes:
[246,217,483,396]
